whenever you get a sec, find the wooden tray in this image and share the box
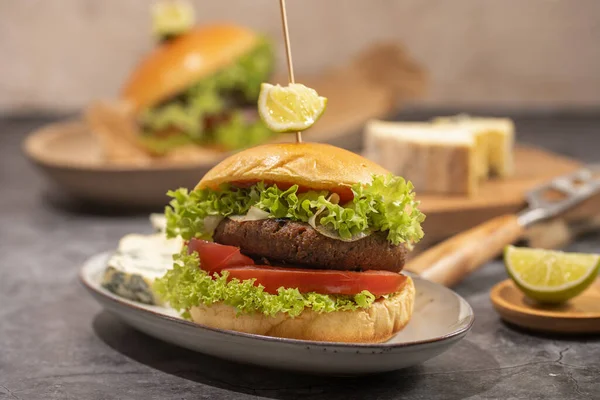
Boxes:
[491,278,600,334]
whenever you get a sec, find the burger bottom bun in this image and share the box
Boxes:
[189,277,415,343]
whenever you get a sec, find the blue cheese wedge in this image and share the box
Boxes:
[365,120,478,195]
[433,115,515,178]
[102,231,183,305]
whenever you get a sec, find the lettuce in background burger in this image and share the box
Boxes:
[154,142,425,343]
[120,3,275,156]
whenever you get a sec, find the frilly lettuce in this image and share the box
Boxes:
[137,132,195,155]
[212,112,274,150]
[166,175,425,245]
[153,249,376,318]
[138,113,273,155]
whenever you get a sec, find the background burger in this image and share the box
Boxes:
[117,2,275,156]
[154,142,425,343]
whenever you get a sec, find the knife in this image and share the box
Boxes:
[405,165,600,287]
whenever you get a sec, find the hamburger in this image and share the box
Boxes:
[154,142,425,343]
[120,22,275,156]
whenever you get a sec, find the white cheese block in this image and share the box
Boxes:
[433,115,515,178]
[102,232,183,305]
[365,120,478,195]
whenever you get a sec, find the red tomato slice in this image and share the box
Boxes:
[188,239,405,295]
[188,239,254,273]
[222,265,407,296]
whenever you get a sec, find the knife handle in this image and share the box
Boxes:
[405,214,525,287]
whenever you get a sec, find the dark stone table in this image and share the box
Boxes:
[1,114,599,400]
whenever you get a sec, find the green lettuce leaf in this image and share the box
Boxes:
[166,175,425,245]
[165,184,255,240]
[211,112,274,150]
[138,113,273,155]
[153,248,376,318]
[352,174,426,244]
[139,37,275,151]
[137,132,195,155]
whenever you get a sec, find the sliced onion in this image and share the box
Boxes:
[203,215,225,234]
[228,206,270,222]
[308,193,370,242]
[328,193,341,205]
[309,219,370,242]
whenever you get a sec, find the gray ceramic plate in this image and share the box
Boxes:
[80,252,474,375]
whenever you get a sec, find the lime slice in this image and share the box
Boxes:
[504,245,600,304]
[258,83,327,133]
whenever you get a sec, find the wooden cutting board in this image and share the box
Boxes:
[414,145,583,251]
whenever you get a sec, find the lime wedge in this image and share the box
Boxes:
[258,83,327,133]
[504,245,600,304]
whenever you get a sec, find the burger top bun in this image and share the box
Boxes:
[196,142,390,194]
[121,24,260,112]
[190,276,415,343]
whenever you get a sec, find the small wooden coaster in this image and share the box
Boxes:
[490,278,600,334]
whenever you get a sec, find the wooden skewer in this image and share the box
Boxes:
[278,0,302,143]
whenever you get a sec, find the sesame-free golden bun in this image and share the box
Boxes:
[196,142,391,196]
[190,277,415,343]
[121,24,261,112]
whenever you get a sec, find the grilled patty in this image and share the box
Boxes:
[213,219,407,272]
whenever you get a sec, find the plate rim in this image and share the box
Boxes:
[81,251,475,349]
[22,120,229,173]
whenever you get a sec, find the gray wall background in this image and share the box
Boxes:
[1,0,599,114]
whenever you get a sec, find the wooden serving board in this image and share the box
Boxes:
[414,146,583,252]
